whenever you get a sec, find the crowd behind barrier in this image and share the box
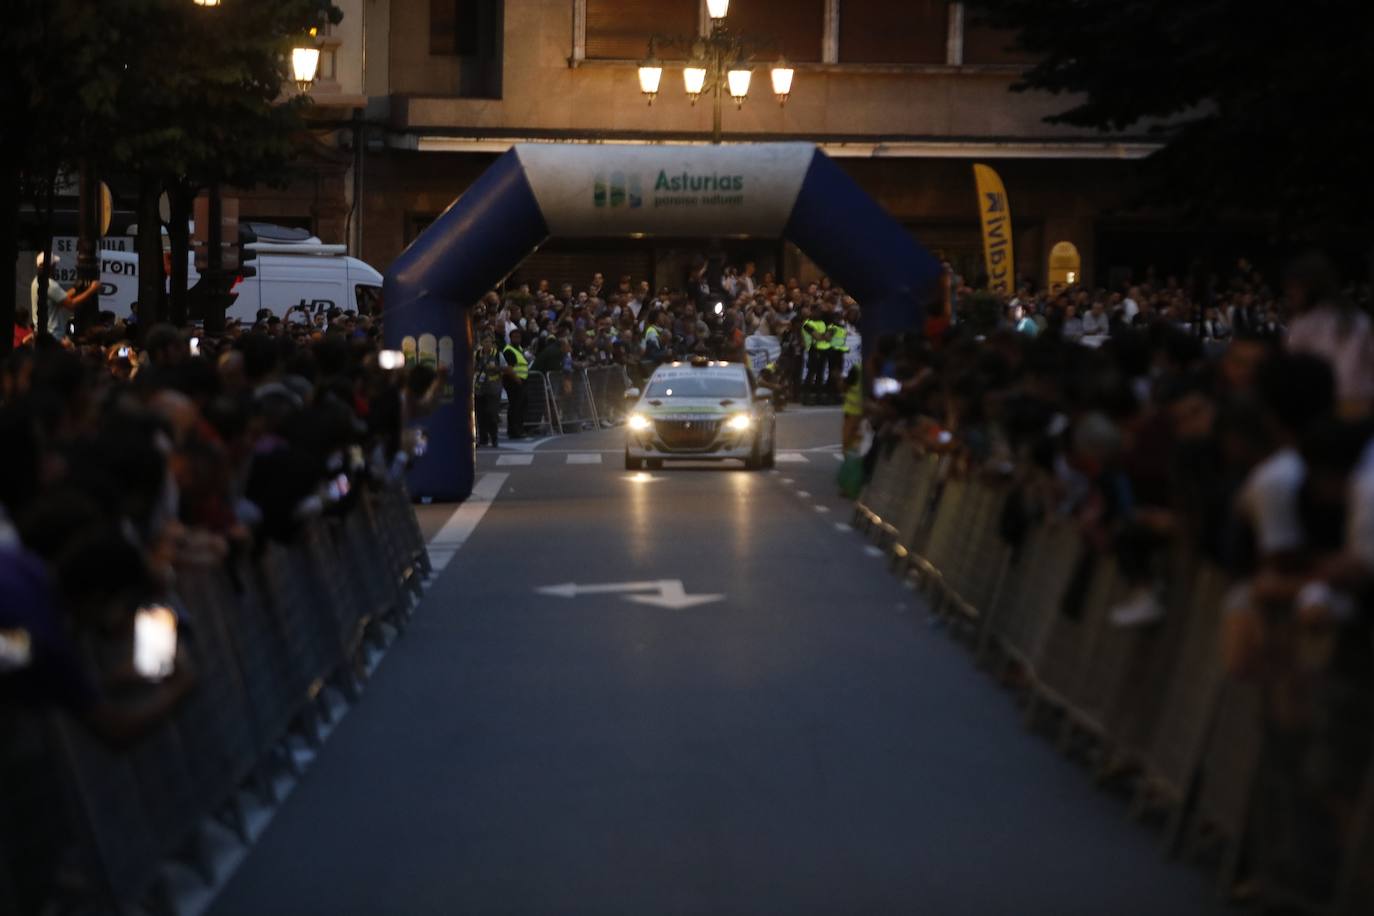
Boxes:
[851,251,1374,913]
[472,260,862,435]
[1,300,440,913]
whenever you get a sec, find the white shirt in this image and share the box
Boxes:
[1286,305,1374,408]
[1237,447,1306,557]
[1081,311,1110,336]
[1122,298,1140,322]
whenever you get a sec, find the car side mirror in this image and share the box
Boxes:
[624,388,641,400]
[754,388,772,401]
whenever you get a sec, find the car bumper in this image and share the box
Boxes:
[626,426,755,460]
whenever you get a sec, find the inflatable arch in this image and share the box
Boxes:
[384,143,940,501]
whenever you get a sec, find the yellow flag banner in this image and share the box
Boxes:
[972,163,1015,295]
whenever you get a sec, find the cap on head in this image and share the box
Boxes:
[35,252,58,269]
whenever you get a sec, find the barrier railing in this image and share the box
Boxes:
[540,366,632,435]
[853,442,1373,913]
[0,481,431,914]
[519,371,556,436]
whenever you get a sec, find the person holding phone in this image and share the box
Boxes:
[31,252,99,343]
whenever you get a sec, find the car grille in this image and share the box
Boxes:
[655,419,721,450]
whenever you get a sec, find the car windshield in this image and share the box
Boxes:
[645,374,748,399]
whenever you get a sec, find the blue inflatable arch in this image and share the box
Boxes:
[384,143,940,501]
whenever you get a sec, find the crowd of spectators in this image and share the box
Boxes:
[470,260,860,397]
[866,252,1374,903]
[1,303,441,743]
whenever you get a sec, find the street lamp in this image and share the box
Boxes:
[634,2,793,143]
[770,58,794,104]
[292,44,321,92]
[637,56,663,104]
[726,65,751,107]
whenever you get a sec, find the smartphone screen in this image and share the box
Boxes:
[189,336,201,356]
[133,605,178,681]
[873,377,901,397]
[327,473,350,502]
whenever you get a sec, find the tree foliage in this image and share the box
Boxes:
[3,0,340,334]
[964,0,1374,240]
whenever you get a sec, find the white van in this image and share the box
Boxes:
[90,243,382,323]
[227,242,384,322]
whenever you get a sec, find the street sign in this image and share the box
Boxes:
[536,580,724,610]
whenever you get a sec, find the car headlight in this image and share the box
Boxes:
[727,413,753,431]
[628,413,652,431]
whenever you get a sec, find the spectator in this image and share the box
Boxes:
[31,253,99,343]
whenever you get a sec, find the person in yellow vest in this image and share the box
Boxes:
[826,309,848,405]
[802,306,830,405]
[502,328,530,440]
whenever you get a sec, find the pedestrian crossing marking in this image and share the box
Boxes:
[495,454,534,466]
[566,453,602,465]
[776,452,809,463]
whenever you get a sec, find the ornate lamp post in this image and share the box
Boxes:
[636,0,794,144]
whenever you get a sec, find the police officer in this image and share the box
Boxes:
[474,334,504,447]
[826,308,848,405]
[502,329,530,440]
[802,305,830,405]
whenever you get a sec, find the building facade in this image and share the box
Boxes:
[322,1,1170,291]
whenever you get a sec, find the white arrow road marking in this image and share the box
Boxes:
[566,453,602,465]
[536,579,724,610]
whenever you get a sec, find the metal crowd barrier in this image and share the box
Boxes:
[519,371,556,437]
[1,481,431,914]
[585,366,632,427]
[853,439,1373,911]
[536,366,632,435]
[543,369,597,434]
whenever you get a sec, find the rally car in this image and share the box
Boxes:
[624,359,777,470]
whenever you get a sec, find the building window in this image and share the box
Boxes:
[430,0,505,97]
[585,0,698,60]
[722,0,825,63]
[839,0,948,65]
[962,12,1037,66]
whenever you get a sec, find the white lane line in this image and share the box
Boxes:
[832,453,845,462]
[496,454,534,467]
[184,473,507,916]
[503,436,556,452]
[864,545,885,558]
[796,490,812,499]
[813,504,831,513]
[776,452,809,463]
[834,522,852,533]
[566,453,603,465]
[427,472,509,572]
[780,477,794,484]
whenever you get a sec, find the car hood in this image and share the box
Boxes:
[635,398,749,418]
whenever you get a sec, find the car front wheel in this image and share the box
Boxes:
[625,449,642,471]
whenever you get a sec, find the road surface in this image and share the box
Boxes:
[209,408,1217,915]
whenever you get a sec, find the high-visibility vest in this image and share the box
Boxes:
[502,344,529,380]
[645,325,663,345]
[805,319,829,350]
[830,324,848,352]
